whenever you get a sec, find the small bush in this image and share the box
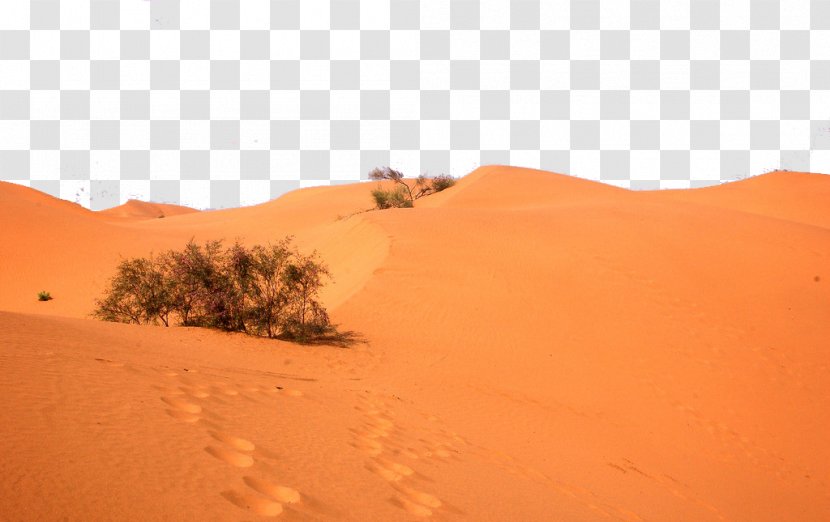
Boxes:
[37,291,52,302]
[279,251,332,341]
[368,167,456,209]
[93,256,174,326]
[93,238,343,344]
[371,186,412,209]
[431,174,457,192]
[164,239,227,328]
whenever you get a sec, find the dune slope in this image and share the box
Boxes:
[1,169,829,521]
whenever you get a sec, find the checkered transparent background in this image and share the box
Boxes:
[0,0,829,209]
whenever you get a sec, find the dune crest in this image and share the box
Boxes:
[417,165,628,210]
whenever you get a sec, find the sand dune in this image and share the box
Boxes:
[99,199,200,220]
[650,170,830,230]
[1,168,829,521]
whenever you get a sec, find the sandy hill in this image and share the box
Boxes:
[99,199,200,220]
[1,169,829,521]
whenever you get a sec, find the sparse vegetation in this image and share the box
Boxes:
[37,291,52,302]
[368,167,456,209]
[371,185,412,209]
[93,238,354,345]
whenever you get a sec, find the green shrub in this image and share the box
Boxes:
[92,238,339,344]
[37,291,52,302]
[279,251,332,341]
[371,186,413,209]
[243,240,295,338]
[368,167,456,209]
[93,255,174,326]
[164,239,225,327]
[431,174,457,192]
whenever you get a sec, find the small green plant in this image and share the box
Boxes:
[368,167,456,210]
[37,291,52,302]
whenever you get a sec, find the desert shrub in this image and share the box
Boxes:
[164,239,226,327]
[93,255,174,326]
[370,188,390,209]
[279,251,332,341]
[369,167,456,209]
[37,291,52,301]
[431,174,457,192]
[93,238,338,344]
[220,241,257,333]
[244,240,295,338]
[371,186,412,209]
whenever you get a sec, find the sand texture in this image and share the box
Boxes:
[1,167,828,521]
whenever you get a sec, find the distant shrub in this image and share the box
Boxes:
[37,291,52,302]
[431,174,457,193]
[368,167,456,209]
[93,237,341,344]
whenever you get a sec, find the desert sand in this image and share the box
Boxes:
[0,166,828,521]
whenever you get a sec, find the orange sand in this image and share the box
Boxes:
[1,167,828,521]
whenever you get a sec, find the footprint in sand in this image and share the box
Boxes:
[208,430,255,452]
[221,489,283,517]
[366,460,404,483]
[160,396,202,414]
[392,496,434,518]
[352,392,465,519]
[165,409,200,423]
[392,483,442,509]
[179,385,210,399]
[392,447,420,460]
[363,422,393,439]
[243,476,301,504]
[366,457,415,483]
[352,434,384,456]
[367,417,394,431]
[94,358,125,368]
[205,445,254,468]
